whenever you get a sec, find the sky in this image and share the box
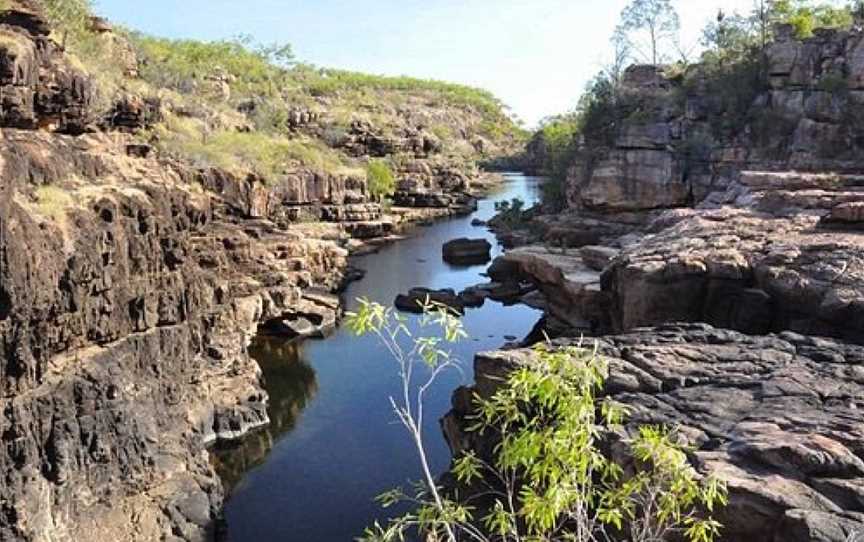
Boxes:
[95,0,763,127]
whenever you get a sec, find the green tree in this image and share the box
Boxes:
[347,300,728,542]
[43,0,93,48]
[768,0,853,38]
[366,159,396,201]
[618,0,681,65]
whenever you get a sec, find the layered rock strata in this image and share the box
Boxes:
[444,324,864,542]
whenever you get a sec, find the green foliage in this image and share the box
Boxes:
[303,68,504,116]
[350,300,728,542]
[618,0,681,64]
[153,116,345,178]
[494,197,526,229]
[818,72,849,93]
[129,33,294,99]
[43,0,93,48]
[534,114,580,210]
[769,0,853,38]
[366,159,396,200]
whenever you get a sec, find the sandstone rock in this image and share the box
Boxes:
[577,150,686,212]
[394,288,465,314]
[579,245,620,271]
[442,238,492,265]
[829,201,864,223]
[0,128,350,541]
[444,324,864,542]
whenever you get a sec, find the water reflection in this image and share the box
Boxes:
[219,173,545,542]
[211,338,318,492]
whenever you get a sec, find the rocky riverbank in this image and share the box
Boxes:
[445,22,864,541]
[0,2,521,540]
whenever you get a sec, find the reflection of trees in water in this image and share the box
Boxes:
[211,336,318,492]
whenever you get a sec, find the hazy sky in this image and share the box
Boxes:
[95,0,766,126]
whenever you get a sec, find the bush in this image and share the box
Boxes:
[366,159,396,200]
[43,0,93,48]
[347,300,728,542]
[493,197,526,229]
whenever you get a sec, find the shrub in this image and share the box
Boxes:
[43,0,93,48]
[153,117,346,179]
[366,159,396,200]
[34,185,76,221]
[493,197,526,229]
[347,300,728,542]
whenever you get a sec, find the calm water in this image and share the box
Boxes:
[215,173,543,542]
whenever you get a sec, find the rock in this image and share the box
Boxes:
[394,288,465,314]
[442,238,492,265]
[444,324,864,542]
[828,202,864,224]
[458,286,488,309]
[603,206,864,342]
[471,218,487,227]
[579,245,620,271]
[0,128,350,541]
[576,149,687,212]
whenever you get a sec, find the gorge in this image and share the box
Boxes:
[1,0,864,541]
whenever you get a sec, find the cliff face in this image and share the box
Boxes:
[452,24,864,542]
[0,3,520,540]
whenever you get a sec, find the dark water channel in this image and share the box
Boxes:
[214,173,543,541]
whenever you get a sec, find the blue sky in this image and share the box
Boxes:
[95,0,760,126]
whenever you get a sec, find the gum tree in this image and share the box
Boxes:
[618,0,680,65]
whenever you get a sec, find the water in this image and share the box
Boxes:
[215,173,543,542]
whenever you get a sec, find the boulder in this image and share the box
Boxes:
[577,150,687,212]
[442,238,492,265]
[394,288,465,314]
[828,202,864,224]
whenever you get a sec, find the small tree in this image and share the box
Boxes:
[618,0,680,65]
[348,300,728,542]
[43,0,93,49]
[366,159,396,201]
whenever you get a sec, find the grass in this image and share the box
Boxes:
[34,185,77,221]
[366,159,396,199]
[153,114,350,178]
[34,0,520,187]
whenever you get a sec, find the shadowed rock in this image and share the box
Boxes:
[442,238,492,265]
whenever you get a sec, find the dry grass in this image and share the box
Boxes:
[34,185,77,222]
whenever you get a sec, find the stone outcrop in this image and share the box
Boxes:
[0,3,92,133]
[467,23,864,541]
[603,170,864,343]
[444,323,864,542]
[0,129,349,541]
[441,238,492,266]
[394,288,466,314]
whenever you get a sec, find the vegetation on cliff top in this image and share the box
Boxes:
[529,0,862,208]
[31,0,522,186]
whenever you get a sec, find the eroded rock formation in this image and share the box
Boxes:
[0,4,514,540]
[444,324,864,541]
[460,21,864,542]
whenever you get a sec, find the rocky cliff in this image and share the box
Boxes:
[0,2,520,540]
[453,22,864,542]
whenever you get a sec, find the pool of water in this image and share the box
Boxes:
[214,173,543,542]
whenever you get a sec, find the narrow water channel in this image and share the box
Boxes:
[214,173,543,541]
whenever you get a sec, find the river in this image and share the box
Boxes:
[214,172,543,541]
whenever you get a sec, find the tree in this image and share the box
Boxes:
[347,300,728,542]
[764,0,853,39]
[43,0,93,49]
[618,0,681,65]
